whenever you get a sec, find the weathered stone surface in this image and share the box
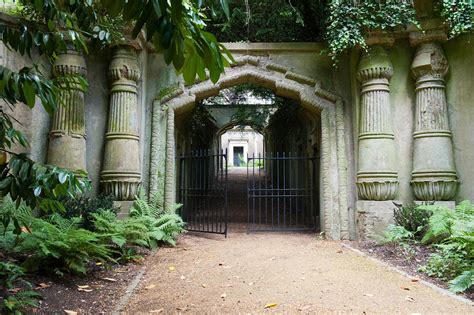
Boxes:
[411,42,458,201]
[356,200,397,240]
[356,46,399,200]
[155,57,350,240]
[47,49,88,172]
[101,46,141,200]
[114,201,134,219]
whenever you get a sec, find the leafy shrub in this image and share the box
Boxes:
[60,194,118,230]
[0,196,33,235]
[418,201,474,292]
[393,203,431,239]
[420,244,469,281]
[0,261,39,314]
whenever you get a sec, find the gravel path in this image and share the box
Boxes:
[124,232,472,314]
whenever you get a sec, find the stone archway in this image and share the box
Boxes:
[149,56,350,240]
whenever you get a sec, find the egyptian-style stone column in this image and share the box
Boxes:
[47,49,87,171]
[101,47,141,200]
[356,46,398,200]
[411,42,458,200]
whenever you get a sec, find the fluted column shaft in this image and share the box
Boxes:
[411,42,457,200]
[101,47,141,200]
[47,50,87,171]
[357,46,399,200]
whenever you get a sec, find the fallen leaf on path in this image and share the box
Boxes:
[145,284,156,290]
[364,293,374,297]
[77,288,93,292]
[410,278,419,282]
[35,283,51,290]
[64,310,77,315]
[149,308,164,313]
[168,266,176,271]
[264,303,278,309]
[336,250,343,254]
[201,283,207,288]
[298,305,311,311]
[221,293,227,299]
[401,287,410,291]
[176,307,187,311]
[180,275,186,280]
[101,277,117,282]
[77,285,93,292]
[405,296,415,302]
[8,288,21,293]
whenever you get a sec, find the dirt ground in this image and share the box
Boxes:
[124,231,473,314]
[27,262,144,314]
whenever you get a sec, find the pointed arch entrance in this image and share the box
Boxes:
[149,56,350,240]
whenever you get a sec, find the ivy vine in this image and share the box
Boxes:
[326,0,419,63]
[439,0,473,38]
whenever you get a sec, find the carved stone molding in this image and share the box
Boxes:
[411,42,458,201]
[47,49,88,172]
[356,45,399,200]
[101,46,141,200]
[150,56,349,240]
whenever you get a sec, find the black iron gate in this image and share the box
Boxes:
[247,153,318,232]
[179,150,228,236]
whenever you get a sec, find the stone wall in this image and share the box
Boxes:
[4,35,474,239]
[348,35,474,205]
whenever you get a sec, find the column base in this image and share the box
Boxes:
[113,201,134,219]
[102,180,140,201]
[356,200,399,240]
[412,179,458,201]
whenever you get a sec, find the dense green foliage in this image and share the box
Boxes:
[439,0,474,37]
[382,201,474,293]
[0,192,185,313]
[326,0,419,63]
[206,0,326,42]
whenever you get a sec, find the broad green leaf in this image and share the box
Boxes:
[22,81,36,108]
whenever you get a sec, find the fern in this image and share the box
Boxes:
[449,270,474,293]
[16,214,115,275]
[380,224,414,244]
[130,189,183,217]
[418,201,474,292]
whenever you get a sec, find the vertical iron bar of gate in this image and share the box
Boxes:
[311,157,316,230]
[225,149,228,237]
[283,152,286,227]
[260,153,262,224]
[247,152,251,234]
[289,152,292,228]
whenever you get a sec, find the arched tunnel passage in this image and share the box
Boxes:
[174,84,321,235]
